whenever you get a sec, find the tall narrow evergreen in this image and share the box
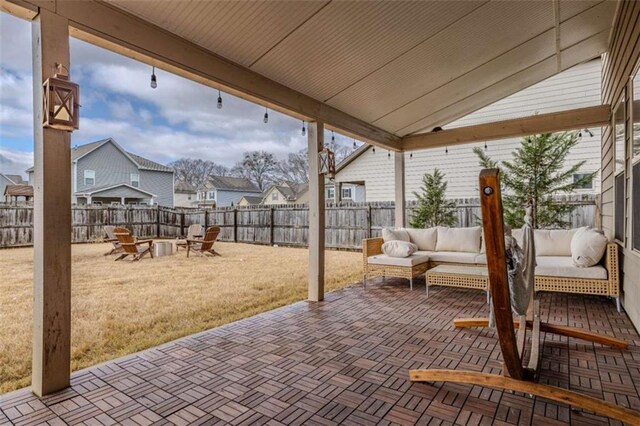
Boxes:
[473,132,596,228]
[410,168,457,228]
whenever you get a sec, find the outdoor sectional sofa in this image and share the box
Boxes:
[362,226,620,310]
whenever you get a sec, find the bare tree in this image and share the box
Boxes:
[274,148,308,184]
[169,158,230,188]
[233,151,278,191]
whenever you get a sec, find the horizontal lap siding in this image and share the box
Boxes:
[601,0,640,330]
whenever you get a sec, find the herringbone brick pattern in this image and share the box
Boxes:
[2,278,639,425]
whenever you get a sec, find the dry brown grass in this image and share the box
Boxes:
[0,242,362,394]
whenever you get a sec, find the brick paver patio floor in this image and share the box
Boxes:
[1,278,639,425]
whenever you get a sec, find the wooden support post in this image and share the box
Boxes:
[233,208,238,243]
[308,121,325,302]
[180,210,185,237]
[156,204,160,238]
[394,151,405,227]
[270,207,275,245]
[31,9,72,397]
[367,205,372,238]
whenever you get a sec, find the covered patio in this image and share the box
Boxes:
[1,0,640,424]
[2,281,638,425]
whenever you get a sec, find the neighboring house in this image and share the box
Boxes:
[26,138,174,206]
[238,195,264,206]
[196,175,261,207]
[335,59,603,201]
[325,181,365,203]
[0,173,27,202]
[262,182,309,205]
[174,180,197,207]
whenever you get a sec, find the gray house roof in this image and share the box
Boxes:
[25,138,173,173]
[240,195,264,205]
[3,174,25,184]
[75,183,156,197]
[270,182,308,201]
[174,180,197,194]
[202,175,261,193]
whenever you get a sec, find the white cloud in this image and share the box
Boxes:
[0,147,32,177]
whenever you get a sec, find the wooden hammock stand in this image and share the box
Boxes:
[410,169,640,425]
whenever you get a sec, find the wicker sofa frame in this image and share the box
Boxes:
[363,238,621,311]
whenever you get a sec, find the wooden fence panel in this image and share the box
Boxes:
[0,195,599,249]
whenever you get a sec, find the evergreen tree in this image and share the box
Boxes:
[473,132,596,229]
[410,168,457,228]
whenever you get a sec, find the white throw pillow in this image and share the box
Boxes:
[382,241,418,258]
[535,228,583,256]
[571,227,608,267]
[435,226,482,253]
[382,228,410,243]
[405,227,437,251]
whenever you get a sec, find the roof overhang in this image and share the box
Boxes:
[75,183,156,198]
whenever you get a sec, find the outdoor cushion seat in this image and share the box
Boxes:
[368,253,430,267]
[535,256,607,280]
[416,251,479,264]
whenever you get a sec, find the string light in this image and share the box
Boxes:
[484,141,487,150]
[410,152,413,159]
[150,66,157,89]
[263,108,269,124]
[301,120,306,136]
[353,139,357,149]
[387,150,391,159]
[445,146,448,154]
[372,147,376,153]
[217,90,223,109]
[331,131,335,143]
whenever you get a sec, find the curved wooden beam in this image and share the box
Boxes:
[409,370,640,424]
[452,318,628,349]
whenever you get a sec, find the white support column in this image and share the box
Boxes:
[31,9,72,397]
[307,122,325,302]
[394,151,406,227]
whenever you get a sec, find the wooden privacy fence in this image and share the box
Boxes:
[0,194,598,249]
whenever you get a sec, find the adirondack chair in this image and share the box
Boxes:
[113,227,154,261]
[103,225,124,256]
[186,226,221,258]
[176,223,204,251]
[410,169,638,424]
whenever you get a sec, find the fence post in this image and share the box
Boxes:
[367,205,372,238]
[180,210,185,237]
[156,205,160,238]
[233,208,238,243]
[270,207,275,245]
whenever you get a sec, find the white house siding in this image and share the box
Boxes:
[174,192,195,207]
[140,170,174,207]
[336,59,603,201]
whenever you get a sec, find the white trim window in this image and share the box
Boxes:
[327,187,335,199]
[130,173,140,188]
[342,187,352,199]
[208,190,216,201]
[84,170,95,186]
[573,173,594,190]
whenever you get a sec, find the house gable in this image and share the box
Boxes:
[75,140,140,193]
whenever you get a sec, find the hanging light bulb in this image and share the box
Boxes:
[150,66,157,89]
[263,108,269,124]
[410,152,413,159]
[387,150,391,159]
[301,120,306,136]
[331,131,335,143]
[445,146,448,154]
[217,90,223,109]
[372,147,376,153]
[353,139,357,149]
[484,141,488,151]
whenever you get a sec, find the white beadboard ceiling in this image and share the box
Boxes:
[107,0,616,137]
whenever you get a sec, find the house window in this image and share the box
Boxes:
[615,90,626,175]
[614,91,626,243]
[632,70,640,251]
[327,188,335,199]
[84,170,95,186]
[342,187,352,199]
[615,173,625,242]
[573,173,593,190]
[130,173,139,188]
[272,191,278,201]
[208,191,216,200]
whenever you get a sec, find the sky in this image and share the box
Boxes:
[0,13,360,178]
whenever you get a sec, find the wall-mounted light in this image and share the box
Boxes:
[263,108,269,124]
[150,66,157,89]
[319,147,336,180]
[217,90,223,109]
[43,62,80,131]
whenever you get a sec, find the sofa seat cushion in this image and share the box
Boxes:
[418,251,480,264]
[368,253,430,267]
[535,256,607,280]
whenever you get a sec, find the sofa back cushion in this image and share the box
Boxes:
[435,226,482,253]
[382,241,418,258]
[405,227,437,251]
[570,227,608,267]
[534,228,582,256]
[382,228,410,243]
